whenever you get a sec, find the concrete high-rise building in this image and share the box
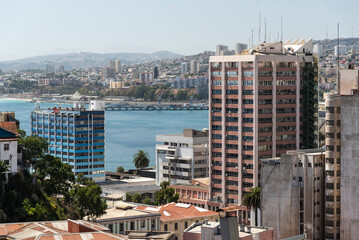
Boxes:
[208,40,316,209]
[334,45,347,57]
[235,43,248,55]
[139,72,153,82]
[324,69,359,240]
[108,60,116,70]
[325,94,341,240]
[216,45,228,56]
[102,67,115,80]
[115,60,121,73]
[261,149,325,239]
[31,101,106,181]
[181,62,188,76]
[190,60,199,75]
[155,129,209,186]
[45,64,55,73]
[313,44,323,58]
[58,65,65,73]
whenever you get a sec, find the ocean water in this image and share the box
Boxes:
[0,99,208,170]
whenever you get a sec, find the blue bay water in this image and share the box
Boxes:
[0,99,209,170]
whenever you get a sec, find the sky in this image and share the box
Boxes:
[0,0,357,61]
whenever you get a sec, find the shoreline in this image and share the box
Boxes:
[0,97,31,102]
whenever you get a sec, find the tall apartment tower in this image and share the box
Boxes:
[190,60,199,75]
[324,69,359,240]
[181,62,188,76]
[208,40,316,208]
[325,94,341,240]
[235,43,248,55]
[31,101,105,181]
[108,60,116,70]
[115,60,121,73]
[216,45,228,56]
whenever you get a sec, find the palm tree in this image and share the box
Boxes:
[243,187,260,226]
[133,150,150,170]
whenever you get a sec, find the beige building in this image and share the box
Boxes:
[96,203,161,235]
[136,203,219,240]
[261,149,325,240]
[155,129,209,185]
[110,81,123,89]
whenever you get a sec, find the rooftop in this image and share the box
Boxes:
[0,219,126,240]
[96,205,161,223]
[135,202,217,222]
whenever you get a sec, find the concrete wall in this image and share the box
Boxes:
[340,95,359,239]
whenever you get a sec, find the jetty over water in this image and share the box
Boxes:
[105,104,209,111]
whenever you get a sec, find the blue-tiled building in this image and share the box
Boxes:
[31,106,105,181]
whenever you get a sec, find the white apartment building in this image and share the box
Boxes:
[0,127,19,174]
[155,129,209,186]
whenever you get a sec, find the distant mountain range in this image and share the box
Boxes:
[0,51,183,71]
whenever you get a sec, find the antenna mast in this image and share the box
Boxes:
[280,16,283,42]
[264,17,267,42]
[259,11,261,42]
[337,23,340,94]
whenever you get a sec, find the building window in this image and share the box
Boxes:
[130,221,135,230]
[141,220,145,228]
[185,221,188,229]
[174,223,178,230]
[3,144,9,151]
[164,224,168,231]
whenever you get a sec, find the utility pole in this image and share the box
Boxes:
[251,29,254,47]
[337,23,340,94]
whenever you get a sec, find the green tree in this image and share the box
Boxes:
[243,187,260,226]
[69,176,107,221]
[18,134,48,168]
[116,166,124,173]
[133,150,150,170]
[36,155,74,195]
[143,198,154,205]
[154,181,179,205]
[132,193,142,203]
[0,160,9,194]
[126,193,132,202]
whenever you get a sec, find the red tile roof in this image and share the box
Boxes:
[135,203,218,222]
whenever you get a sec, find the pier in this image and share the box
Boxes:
[105,105,209,111]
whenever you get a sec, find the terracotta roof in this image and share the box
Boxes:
[0,220,118,240]
[0,122,18,135]
[135,203,218,222]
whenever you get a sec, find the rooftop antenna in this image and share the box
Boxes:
[277,31,279,42]
[337,22,340,94]
[259,11,261,42]
[251,28,254,47]
[280,16,283,42]
[326,25,329,40]
[269,31,271,42]
[352,25,354,38]
[264,17,267,42]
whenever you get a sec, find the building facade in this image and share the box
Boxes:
[208,40,316,207]
[31,103,105,181]
[0,126,19,174]
[181,62,188,76]
[325,94,341,240]
[235,43,248,55]
[136,203,219,240]
[261,149,325,240]
[155,129,209,185]
[96,204,161,235]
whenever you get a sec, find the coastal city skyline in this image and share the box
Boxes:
[0,0,358,61]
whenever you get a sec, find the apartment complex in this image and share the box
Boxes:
[208,40,316,207]
[261,149,325,239]
[31,101,105,181]
[155,129,209,185]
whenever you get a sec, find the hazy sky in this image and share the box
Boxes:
[0,0,357,60]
